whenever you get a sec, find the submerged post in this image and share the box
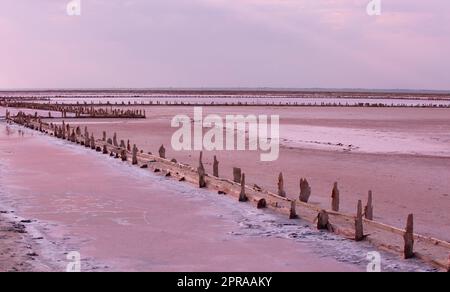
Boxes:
[213,156,219,177]
[239,173,248,202]
[299,178,311,203]
[404,214,415,259]
[331,182,340,212]
[365,190,374,220]
[355,200,364,241]
[278,172,286,197]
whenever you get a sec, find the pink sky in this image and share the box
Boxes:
[0,0,449,90]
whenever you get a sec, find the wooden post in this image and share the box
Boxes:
[120,149,127,162]
[90,134,96,150]
[102,144,108,154]
[127,140,131,152]
[213,156,219,177]
[233,167,242,184]
[299,178,311,203]
[278,172,286,197]
[331,182,340,212]
[355,200,364,241]
[102,131,106,141]
[365,190,374,220]
[257,199,267,209]
[159,145,166,159]
[289,200,298,219]
[113,133,118,147]
[317,210,330,231]
[198,152,206,188]
[404,214,415,259]
[239,173,248,202]
[120,140,126,149]
[132,144,138,165]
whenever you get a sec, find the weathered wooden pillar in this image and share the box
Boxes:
[233,167,242,184]
[113,133,118,147]
[404,214,415,259]
[299,178,311,203]
[331,182,340,212]
[102,131,106,141]
[365,190,374,220]
[239,173,248,202]
[90,134,96,149]
[257,198,267,209]
[107,138,113,145]
[127,140,131,152]
[317,210,330,231]
[120,140,126,149]
[278,172,286,197]
[102,144,108,154]
[70,130,76,143]
[85,130,90,147]
[213,156,219,177]
[355,200,364,241]
[198,152,206,188]
[132,144,138,165]
[159,145,166,159]
[120,149,127,162]
[289,200,298,219]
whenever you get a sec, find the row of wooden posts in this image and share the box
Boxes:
[3,104,146,119]
[5,112,445,269]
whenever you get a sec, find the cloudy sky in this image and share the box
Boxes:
[0,0,449,90]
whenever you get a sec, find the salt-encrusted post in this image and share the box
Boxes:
[233,167,242,184]
[127,140,131,152]
[102,131,106,142]
[120,140,126,149]
[365,190,374,220]
[158,145,166,159]
[213,156,219,177]
[113,133,118,147]
[278,172,286,197]
[257,199,267,209]
[317,210,330,231]
[198,152,206,188]
[355,200,364,241]
[85,130,90,147]
[102,144,108,154]
[331,182,340,212]
[239,173,248,202]
[121,149,127,162]
[404,214,415,259]
[299,178,312,203]
[289,200,298,219]
[132,144,138,165]
[90,134,96,150]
